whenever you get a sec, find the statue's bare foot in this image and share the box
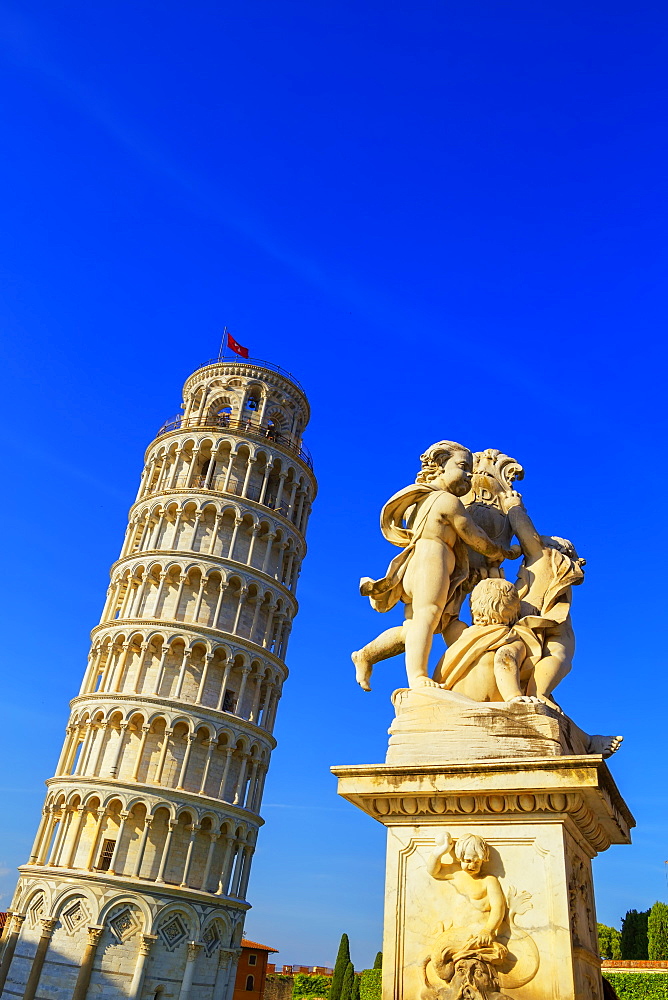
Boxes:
[509,695,541,704]
[351,650,372,692]
[535,694,564,713]
[588,735,623,759]
[411,676,442,689]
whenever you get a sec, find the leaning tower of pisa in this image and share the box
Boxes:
[0,358,316,1000]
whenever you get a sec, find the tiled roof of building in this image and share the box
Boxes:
[242,939,279,953]
[0,914,7,931]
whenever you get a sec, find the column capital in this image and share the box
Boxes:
[40,918,58,937]
[168,819,179,831]
[139,933,158,956]
[141,724,151,734]
[13,913,26,929]
[87,925,105,947]
[185,733,197,744]
[186,941,203,962]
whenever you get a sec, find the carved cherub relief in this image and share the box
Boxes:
[421,832,538,1000]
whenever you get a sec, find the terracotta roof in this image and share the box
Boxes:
[0,914,7,930]
[242,939,279,953]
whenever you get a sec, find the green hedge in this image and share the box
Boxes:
[360,969,382,1000]
[603,973,668,998]
[292,974,332,999]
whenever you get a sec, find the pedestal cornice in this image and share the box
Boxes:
[332,755,634,853]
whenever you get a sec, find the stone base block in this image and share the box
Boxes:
[387,689,590,764]
[332,756,633,1000]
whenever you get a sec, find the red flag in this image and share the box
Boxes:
[226,332,249,359]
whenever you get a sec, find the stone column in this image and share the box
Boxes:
[178,942,202,1000]
[212,949,232,1000]
[152,644,171,695]
[0,913,25,993]
[216,661,233,712]
[131,816,153,878]
[28,810,50,863]
[109,722,129,777]
[85,808,107,871]
[196,653,215,703]
[218,749,234,800]
[151,572,169,617]
[91,722,110,776]
[71,926,104,1000]
[201,833,220,892]
[176,734,197,790]
[238,845,255,898]
[154,728,174,783]
[227,517,243,560]
[51,807,73,866]
[233,754,248,806]
[191,572,207,622]
[261,532,275,574]
[247,525,260,565]
[231,587,247,634]
[22,917,58,1000]
[198,740,217,794]
[132,641,151,692]
[174,650,193,699]
[235,666,251,716]
[212,581,228,629]
[64,806,87,868]
[208,513,224,555]
[180,826,200,887]
[112,641,132,691]
[129,933,158,1000]
[108,811,132,875]
[131,726,151,781]
[155,820,177,883]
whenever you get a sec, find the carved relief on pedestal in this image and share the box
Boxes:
[420,832,539,1000]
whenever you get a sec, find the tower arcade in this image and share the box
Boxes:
[0,359,316,1000]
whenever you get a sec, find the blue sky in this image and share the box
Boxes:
[1,0,667,970]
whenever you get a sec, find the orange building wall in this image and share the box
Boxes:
[234,943,278,1000]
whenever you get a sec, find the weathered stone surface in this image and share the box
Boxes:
[333,757,634,1000]
[387,689,590,764]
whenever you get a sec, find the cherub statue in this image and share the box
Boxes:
[433,577,622,756]
[432,577,543,704]
[421,832,539,1000]
[352,441,520,692]
[501,491,585,707]
[426,832,507,955]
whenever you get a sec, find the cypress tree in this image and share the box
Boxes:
[373,953,382,970]
[351,974,360,1000]
[330,934,351,1000]
[340,962,355,1000]
[621,909,650,959]
[648,902,668,960]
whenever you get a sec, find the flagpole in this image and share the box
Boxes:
[218,325,228,361]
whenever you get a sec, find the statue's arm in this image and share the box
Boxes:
[484,877,507,937]
[427,834,454,879]
[504,495,543,562]
[445,497,520,560]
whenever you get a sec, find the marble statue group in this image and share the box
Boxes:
[352,441,616,753]
[337,440,631,1000]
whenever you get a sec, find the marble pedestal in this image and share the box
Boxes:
[333,697,634,1000]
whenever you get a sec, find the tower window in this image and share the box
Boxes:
[97,839,116,871]
[222,690,237,713]
[246,396,259,411]
[248,954,257,966]
[246,976,255,991]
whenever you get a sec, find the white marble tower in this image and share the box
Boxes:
[0,358,316,1000]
